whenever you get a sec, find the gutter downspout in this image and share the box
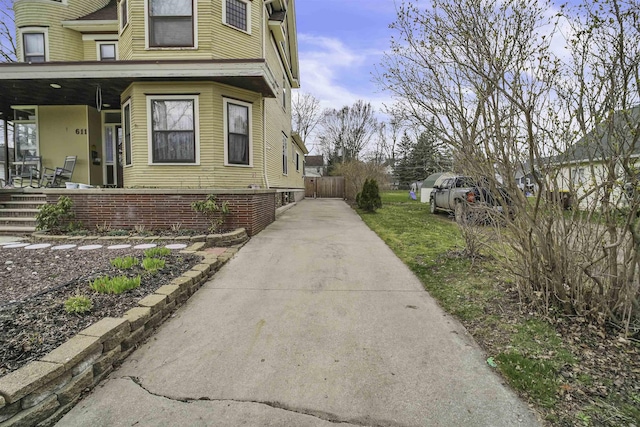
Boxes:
[261,3,270,189]
[262,98,270,189]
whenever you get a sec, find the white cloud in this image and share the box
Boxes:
[297,33,394,115]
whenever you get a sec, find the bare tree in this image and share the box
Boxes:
[318,100,378,167]
[292,91,322,149]
[0,0,16,62]
[378,0,640,335]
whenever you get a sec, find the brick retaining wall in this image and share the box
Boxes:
[36,189,278,236]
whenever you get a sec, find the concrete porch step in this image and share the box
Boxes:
[0,217,37,227]
[10,194,47,202]
[0,225,36,235]
[0,208,40,217]
[0,201,47,210]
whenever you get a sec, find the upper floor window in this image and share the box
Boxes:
[22,32,46,63]
[98,42,118,61]
[148,95,198,164]
[120,0,128,30]
[148,0,194,47]
[224,98,252,166]
[224,0,250,33]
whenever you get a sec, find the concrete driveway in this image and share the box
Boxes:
[58,199,540,427]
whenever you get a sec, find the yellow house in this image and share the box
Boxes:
[0,0,306,190]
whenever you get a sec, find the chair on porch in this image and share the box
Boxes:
[10,155,42,187]
[41,156,77,187]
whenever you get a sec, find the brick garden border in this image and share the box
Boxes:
[0,230,249,427]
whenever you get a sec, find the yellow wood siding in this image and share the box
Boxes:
[83,41,98,61]
[121,81,265,188]
[263,34,300,189]
[119,0,261,61]
[38,105,90,185]
[15,0,110,62]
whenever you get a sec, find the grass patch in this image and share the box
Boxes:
[63,295,93,315]
[110,256,139,269]
[380,190,420,204]
[142,257,165,273]
[90,275,141,294]
[144,247,171,258]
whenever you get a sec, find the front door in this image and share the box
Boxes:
[104,124,122,187]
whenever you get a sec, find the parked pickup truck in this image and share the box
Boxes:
[429,175,513,223]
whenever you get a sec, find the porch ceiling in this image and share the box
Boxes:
[0,59,277,117]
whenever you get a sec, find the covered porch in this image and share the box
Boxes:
[0,59,278,188]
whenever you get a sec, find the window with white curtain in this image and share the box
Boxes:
[23,33,45,62]
[225,100,251,166]
[149,96,197,163]
[148,0,194,47]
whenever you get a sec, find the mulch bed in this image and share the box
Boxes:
[0,240,201,377]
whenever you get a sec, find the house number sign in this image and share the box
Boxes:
[75,129,88,135]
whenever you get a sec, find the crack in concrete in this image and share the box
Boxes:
[125,376,411,427]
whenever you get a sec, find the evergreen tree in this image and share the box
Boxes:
[357,179,382,212]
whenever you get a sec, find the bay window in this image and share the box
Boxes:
[224,98,252,166]
[148,96,198,164]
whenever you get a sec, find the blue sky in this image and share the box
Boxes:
[295,0,398,113]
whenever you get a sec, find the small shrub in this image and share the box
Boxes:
[191,195,230,233]
[90,275,141,294]
[64,295,93,315]
[110,256,139,269]
[95,221,112,233]
[144,247,171,258]
[142,257,165,273]
[357,179,383,212]
[106,229,130,236]
[35,196,75,232]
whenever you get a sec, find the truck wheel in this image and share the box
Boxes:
[454,202,468,224]
[430,197,437,214]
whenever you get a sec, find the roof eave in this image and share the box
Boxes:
[61,20,118,33]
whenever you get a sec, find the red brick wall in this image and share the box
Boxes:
[42,191,276,236]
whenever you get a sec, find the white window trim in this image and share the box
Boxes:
[119,0,129,34]
[144,0,199,50]
[123,99,133,167]
[295,151,300,172]
[96,41,119,61]
[223,97,253,168]
[146,95,200,166]
[11,105,39,159]
[222,0,252,35]
[19,27,49,63]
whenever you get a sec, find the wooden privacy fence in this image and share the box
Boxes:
[305,176,345,198]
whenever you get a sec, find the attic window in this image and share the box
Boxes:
[225,0,249,32]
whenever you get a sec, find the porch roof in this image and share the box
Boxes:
[0,59,278,117]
